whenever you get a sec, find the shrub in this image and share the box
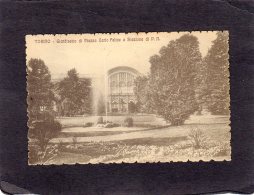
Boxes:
[124,117,133,127]
[104,123,120,128]
[28,112,62,164]
[188,128,207,149]
[28,143,60,164]
[128,102,136,113]
[58,140,65,152]
[97,116,103,124]
[84,122,94,127]
[30,118,62,151]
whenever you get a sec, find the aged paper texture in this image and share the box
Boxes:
[26,31,230,165]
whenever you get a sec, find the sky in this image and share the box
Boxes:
[26,31,218,79]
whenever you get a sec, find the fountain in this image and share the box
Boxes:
[84,74,108,127]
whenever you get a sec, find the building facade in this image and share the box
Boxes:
[107,66,140,113]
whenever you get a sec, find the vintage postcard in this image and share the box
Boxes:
[26,31,230,165]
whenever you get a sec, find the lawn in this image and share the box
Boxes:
[56,114,167,128]
[41,113,231,164]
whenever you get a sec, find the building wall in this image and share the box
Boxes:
[107,67,139,113]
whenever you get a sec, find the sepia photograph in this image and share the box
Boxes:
[26,31,230,165]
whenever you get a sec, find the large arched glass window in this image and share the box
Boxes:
[127,81,133,87]
[119,81,126,87]
[110,81,116,87]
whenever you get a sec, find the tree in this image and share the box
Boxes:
[134,76,151,113]
[27,58,55,122]
[58,68,92,116]
[195,59,209,115]
[205,32,230,115]
[128,101,136,113]
[28,112,62,164]
[148,34,202,125]
[29,112,61,151]
[27,59,61,164]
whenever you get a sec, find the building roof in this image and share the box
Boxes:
[107,66,140,76]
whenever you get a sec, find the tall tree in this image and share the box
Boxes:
[133,75,153,113]
[205,32,230,115]
[27,59,62,164]
[194,58,209,114]
[27,58,55,121]
[58,68,91,116]
[148,34,202,125]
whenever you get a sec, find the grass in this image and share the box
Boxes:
[47,137,230,164]
[58,131,124,138]
[40,114,231,164]
[56,114,167,128]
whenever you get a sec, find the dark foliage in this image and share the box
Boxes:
[128,101,136,113]
[140,34,202,125]
[205,32,230,115]
[134,76,153,113]
[29,113,62,151]
[27,58,55,122]
[97,116,103,124]
[104,123,120,128]
[124,117,134,127]
[58,68,92,116]
[83,122,94,127]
